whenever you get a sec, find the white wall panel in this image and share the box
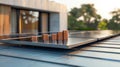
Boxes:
[0,0,66,12]
[0,0,68,31]
[60,5,68,31]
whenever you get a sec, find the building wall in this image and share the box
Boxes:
[0,5,11,35]
[0,0,67,34]
[59,5,68,31]
[0,0,62,12]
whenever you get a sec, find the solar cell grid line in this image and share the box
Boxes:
[70,44,120,54]
[1,35,120,66]
[102,40,120,42]
[0,53,81,67]
[102,41,120,43]
[0,56,71,67]
[1,42,120,66]
[98,42,120,45]
[80,49,120,55]
[0,45,86,66]
[67,49,120,59]
[105,39,120,42]
[0,43,15,49]
[0,45,10,50]
[90,46,120,49]
[106,39,120,41]
[68,54,120,63]
[1,46,120,66]
[0,30,120,49]
[99,42,120,45]
[67,49,120,61]
[91,44,120,48]
[70,47,120,56]
[1,50,120,67]
[80,46,120,54]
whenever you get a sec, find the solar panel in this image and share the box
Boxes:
[0,30,120,49]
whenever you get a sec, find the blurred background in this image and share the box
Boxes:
[50,0,120,31]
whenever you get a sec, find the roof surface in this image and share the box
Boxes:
[0,31,120,67]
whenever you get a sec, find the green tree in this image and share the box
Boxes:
[68,4,102,30]
[98,19,108,30]
[110,9,120,23]
[69,4,101,23]
[68,15,77,30]
[69,8,80,18]
[108,9,120,30]
[79,4,98,23]
[68,15,87,30]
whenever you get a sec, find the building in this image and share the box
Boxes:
[0,0,67,35]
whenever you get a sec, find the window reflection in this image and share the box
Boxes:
[20,10,39,34]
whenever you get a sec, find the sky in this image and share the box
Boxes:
[50,0,120,19]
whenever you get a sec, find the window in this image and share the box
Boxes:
[19,10,39,34]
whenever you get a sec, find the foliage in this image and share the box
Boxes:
[98,19,108,30]
[68,15,87,30]
[69,4,101,23]
[110,9,120,23]
[108,9,120,30]
[68,4,102,30]
[108,20,120,30]
[68,4,120,30]
[69,8,80,18]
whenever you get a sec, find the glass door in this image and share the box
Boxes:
[19,10,39,34]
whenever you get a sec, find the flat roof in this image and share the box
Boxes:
[0,36,120,67]
[0,31,120,67]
